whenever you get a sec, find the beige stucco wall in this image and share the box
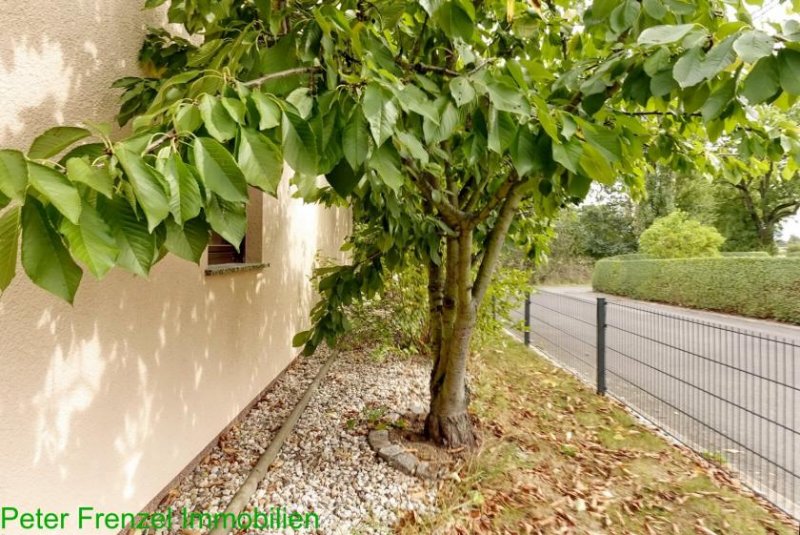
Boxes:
[0,2,350,532]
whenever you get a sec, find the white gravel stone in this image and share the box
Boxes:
[154,347,437,533]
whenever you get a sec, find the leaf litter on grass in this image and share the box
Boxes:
[395,336,799,535]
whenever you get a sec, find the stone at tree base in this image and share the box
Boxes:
[378,444,404,461]
[388,452,418,474]
[368,430,391,451]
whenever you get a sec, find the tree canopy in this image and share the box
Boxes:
[1,0,800,445]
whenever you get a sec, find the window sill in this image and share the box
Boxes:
[205,263,268,277]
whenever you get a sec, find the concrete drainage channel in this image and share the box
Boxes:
[208,353,338,535]
[204,352,436,534]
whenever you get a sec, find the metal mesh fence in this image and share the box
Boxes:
[506,289,799,519]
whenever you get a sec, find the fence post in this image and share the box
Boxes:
[596,297,607,396]
[524,293,531,347]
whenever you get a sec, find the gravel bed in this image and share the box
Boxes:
[154,347,436,534]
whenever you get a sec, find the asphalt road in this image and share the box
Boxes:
[510,286,800,519]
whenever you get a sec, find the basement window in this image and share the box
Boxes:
[207,232,245,265]
[204,189,267,276]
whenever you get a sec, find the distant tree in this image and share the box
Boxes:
[714,110,800,252]
[713,184,764,251]
[576,201,639,259]
[636,166,676,232]
[639,211,725,259]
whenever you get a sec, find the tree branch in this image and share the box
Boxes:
[469,171,520,226]
[243,66,319,87]
[413,63,460,77]
[471,184,524,305]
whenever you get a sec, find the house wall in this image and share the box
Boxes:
[0,2,350,532]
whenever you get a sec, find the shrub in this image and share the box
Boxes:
[593,257,800,324]
[639,211,724,259]
[787,242,800,255]
[338,260,529,357]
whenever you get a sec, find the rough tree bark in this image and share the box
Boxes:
[423,185,524,447]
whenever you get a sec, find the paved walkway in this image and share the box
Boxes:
[546,285,800,341]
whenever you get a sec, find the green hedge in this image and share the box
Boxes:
[721,251,770,257]
[593,257,800,324]
[612,253,651,261]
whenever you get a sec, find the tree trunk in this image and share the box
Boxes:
[422,183,523,448]
[425,231,477,447]
[757,223,776,252]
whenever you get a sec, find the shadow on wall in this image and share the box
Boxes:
[0,190,350,515]
[0,0,167,147]
[0,0,353,517]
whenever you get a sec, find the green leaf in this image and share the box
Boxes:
[581,123,621,163]
[282,111,318,176]
[29,127,91,160]
[733,30,775,63]
[777,49,800,95]
[66,158,114,198]
[486,80,530,115]
[21,200,82,303]
[363,84,398,146]
[0,150,29,201]
[292,329,312,347]
[342,109,370,170]
[221,97,247,124]
[642,0,667,20]
[174,103,203,135]
[193,137,249,203]
[165,217,209,264]
[610,0,641,34]
[368,143,404,191]
[436,1,474,41]
[396,131,429,165]
[567,173,592,198]
[27,162,82,225]
[0,206,20,293]
[97,196,156,277]
[533,97,558,140]
[638,24,697,45]
[423,100,459,144]
[396,85,439,123]
[449,77,476,107]
[60,204,119,279]
[205,194,247,250]
[326,159,360,197]
[510,128,537,177]
[552,139,583,174]
[701,78,736,122]
[488,110,517,153]
[198,94,237,142]
[115,145,171,231]
[157,151,202,225]
[238,128,283,196]
[286,88,314,118]
[579,144,615,185]
[742,56,781,104]
[251,92,282,130]
[673,36,737,89]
